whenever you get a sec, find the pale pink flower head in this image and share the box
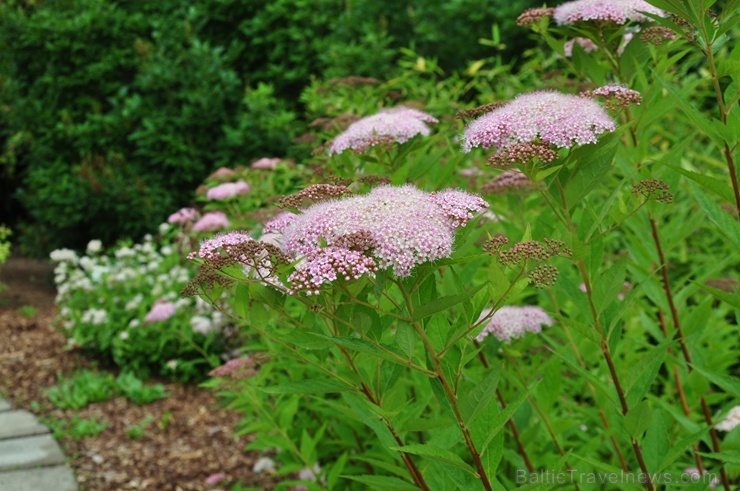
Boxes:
[716,405,740,432]
[189,231,254,261]
[564,37,599,57]
[144,300,177,323]
[328,107,438,155]
[281,184,488,277]
[168,207,198,224]
[475,305,554,343]
[461,90,615,156]
[193,212,230,232]
[206,180,251,200]
[554,0,665,25]
[683,468,719,489]
[251,157,282,170]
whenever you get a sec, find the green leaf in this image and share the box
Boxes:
[694,282,740,309]
[657,428,708,472]
[460,363,502,425]
[592,257,627,314]
[412,283,486,322]
[690,182,740,249]
[625,339,670,407]
[666,165,735,203]
[692,365,740,397]
[563,132,619,206]
[260,378,353,394]
[624,400,653,439]
[480,381,539,453]
[390,444,478,476]
[342,475,418,490]
[643,409,669,472]
[657,77,725,147]
[697,451,740,464]
[395,321,417,358]
[234,283,250,319]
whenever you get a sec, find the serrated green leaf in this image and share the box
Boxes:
[412,283,486,321]
[690,182,740,249]
[625,338,670,406]
[460,363,502,425]
[342,474,418,490]
[260,378,353,394]
[390,443,478,476]
[692,365,740,397]
[666,165,735,203]
[643,409,669,472]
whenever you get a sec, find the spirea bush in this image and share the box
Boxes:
[190,1,740,489]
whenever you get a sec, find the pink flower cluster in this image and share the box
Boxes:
[461,90,615,153]
[193,211,229,232]
[328,107,438,155]
[287,246,379,295]
[554,0,665,25]
[475,305,554,343]
[279,185,488,277]
[168,207,198,224]
[189,231,254,260]
[587,84,643,109]
[206,180,251,200]
[251,157,282,169]
[144,300,177,323]
[564,37,598,57]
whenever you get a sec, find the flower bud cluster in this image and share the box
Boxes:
[279,184,352,209]
[516,7,555,27]
[481,171,534,194]
[633,179,673,203]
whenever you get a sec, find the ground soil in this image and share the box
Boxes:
[0,256,277,491]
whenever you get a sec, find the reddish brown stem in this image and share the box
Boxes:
[649,217,731,491]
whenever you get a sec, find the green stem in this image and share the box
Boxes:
[397,280,494,491]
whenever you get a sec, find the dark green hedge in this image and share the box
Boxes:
[0,0,542,254]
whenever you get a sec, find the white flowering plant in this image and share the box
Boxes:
[51,231,242,383]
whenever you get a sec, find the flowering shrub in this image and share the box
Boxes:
[40,0,740,489]
[51,233,240,383]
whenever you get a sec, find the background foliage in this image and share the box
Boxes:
[0,0,544,255]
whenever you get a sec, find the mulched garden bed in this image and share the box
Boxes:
[0,256,276,490]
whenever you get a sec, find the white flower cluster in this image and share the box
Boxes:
[50,234,225,338]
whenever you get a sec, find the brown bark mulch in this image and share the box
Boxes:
[0,256,276,491]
